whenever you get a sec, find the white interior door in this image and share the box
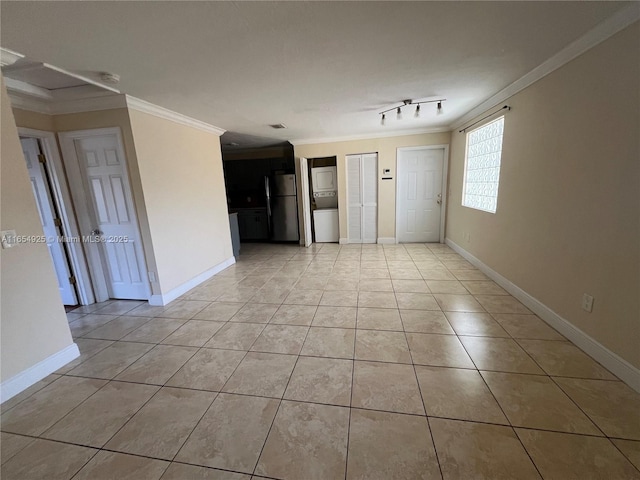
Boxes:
[21,137,78,305]
[396,147,445,243]
[62,129,149,300]
[299,157,313,247]
[347,153,378,244]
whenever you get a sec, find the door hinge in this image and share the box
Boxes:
[38,154,46,164]
[69,276,77,285]
[54,218,62,227]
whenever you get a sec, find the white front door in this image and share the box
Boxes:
[62,130,149,300]
[21,137,78,305]
[396,147,445,243]
[347,153,378,243]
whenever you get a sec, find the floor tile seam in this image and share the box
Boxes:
[166,390,220,464]
[509,336,620,379]
[70,316,133,339]
[546,374,609,438]
[458,330,516,436]
[60,440,103,480]
[344,321,358,480]
[509,424,636,440]
[249,332,310,477]
[411,364,444,478]
[170,458,268,478]
[210,327,263,397]
[120,317,194,343]
[0,374,67,414]
[61,353,617,382]
[461,327,580,479]
[80,378,173,456]
[92,303,141,317]
[474,336,608,437]
[127,341,204,388]
[27,378,162,461]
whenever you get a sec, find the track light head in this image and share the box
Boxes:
[379,99,446,126]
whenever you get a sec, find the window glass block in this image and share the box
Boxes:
[462,116,504,213]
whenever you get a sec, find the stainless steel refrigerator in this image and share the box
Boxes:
[265,174,300,242]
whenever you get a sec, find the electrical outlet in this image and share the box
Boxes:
[582,294,594,313]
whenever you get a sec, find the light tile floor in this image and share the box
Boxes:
[2,242,640,479]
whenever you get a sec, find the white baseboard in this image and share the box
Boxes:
[0,343,80,403]
[149,256,236,306]
[377,237,397,244]
[339,238,348,245]
[446,238,640,393]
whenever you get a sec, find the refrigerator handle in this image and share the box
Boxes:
[264,175,271,200]
[264,176,272,236]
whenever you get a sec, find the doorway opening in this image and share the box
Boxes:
[20,134,80,306]
[305,156,338,244]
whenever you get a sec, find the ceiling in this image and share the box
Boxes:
[0,2,633,148]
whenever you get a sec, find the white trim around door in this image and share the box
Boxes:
[299,157,313,247]
[17,127,95,305]
[396,145,449,244]
[58,127,151,302]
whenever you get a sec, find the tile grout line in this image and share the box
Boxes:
[249,282,317,478]
[402,246,446,480]
[453,288,546,479]
[343,243,359,480]
[12,243,637,477]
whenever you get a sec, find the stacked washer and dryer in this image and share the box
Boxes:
[311,166,339,242]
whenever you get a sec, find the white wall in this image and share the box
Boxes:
[294,132,451,243]
[128,109,232,301]
[0,75,77,393]
[446,23,640,370]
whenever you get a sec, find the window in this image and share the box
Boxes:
[462,116,504,213]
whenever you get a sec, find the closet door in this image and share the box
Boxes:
[362,154,378,243]
[347,155,362,242]
[347,153,378,244]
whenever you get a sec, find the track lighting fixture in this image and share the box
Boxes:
[379,98,446,125]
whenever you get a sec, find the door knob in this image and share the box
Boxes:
[91,229,103,235]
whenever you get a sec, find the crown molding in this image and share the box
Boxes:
[450,5,640,131]
[52,94,128,114]
[8,92,52,114]
[0,47,24,67]
[8,91,127,115]
[7,90,226,136]
[290,127,450,146]
[125,96,225,136]
[4,78,52,99]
